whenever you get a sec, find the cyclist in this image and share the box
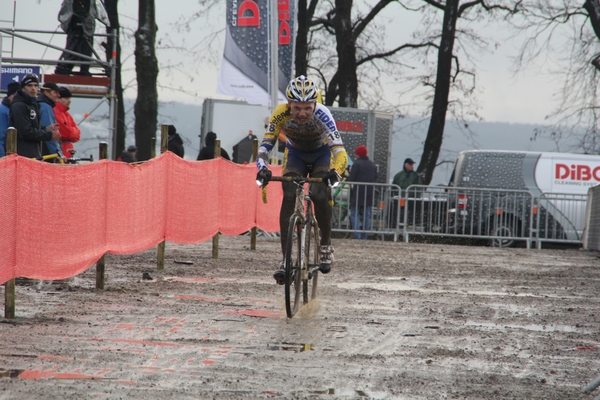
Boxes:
[256,75,348,284]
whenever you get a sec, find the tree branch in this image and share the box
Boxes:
[354,0,396,39]
[357,42,439,66]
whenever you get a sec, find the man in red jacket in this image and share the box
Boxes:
[55,87,81,158]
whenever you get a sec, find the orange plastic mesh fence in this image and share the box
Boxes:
[0,153,283,284]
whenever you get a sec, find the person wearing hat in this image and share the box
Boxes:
[166,125,185,158]
[348,145,378,239]
[392,157,422,197]
[0,82,21,157]
[38,82,64,161]
[197,131,230,161]
[117,145,138,163]
[55,87,81,158]
[9,74,60,159]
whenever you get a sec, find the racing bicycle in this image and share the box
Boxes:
[268,176,324,318]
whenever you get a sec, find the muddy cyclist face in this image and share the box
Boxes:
[289,101,315,125]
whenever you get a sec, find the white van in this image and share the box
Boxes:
[446,150,599,245]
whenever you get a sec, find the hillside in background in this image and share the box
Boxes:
[68,99,574,185]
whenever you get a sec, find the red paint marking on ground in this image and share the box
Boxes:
[107,324,135,333]
[96,369,114,375]
[577,346,597,350]
[202,360,215,365]
[53,372,102,380]
[116,380,137,385]
[19,367,105,380]
[140,366,161,371]
[154,318,166,323]
[187,359,194,363]
[223,309,284,318]
[18,366,59,379]
[173,295,225,302]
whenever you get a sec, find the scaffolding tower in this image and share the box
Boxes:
[0,2,119,159]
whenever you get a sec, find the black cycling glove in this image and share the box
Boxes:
[324,169,340,187]
[256,168,272,187]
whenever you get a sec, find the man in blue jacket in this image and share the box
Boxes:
[0,82,20,157]
[38,82,64,160]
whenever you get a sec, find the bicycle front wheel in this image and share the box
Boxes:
[303,215,319,304]
[285,215,303,318]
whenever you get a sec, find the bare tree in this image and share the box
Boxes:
[295,0,320,77]
[134,0,159,161]
[412,0,519,184]
[515,0,600,153]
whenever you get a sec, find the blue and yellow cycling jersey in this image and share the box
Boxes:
[256,103,348,175]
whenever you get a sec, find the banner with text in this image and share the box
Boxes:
[216,0,295,106]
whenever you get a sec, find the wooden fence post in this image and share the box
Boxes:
[251,138,259,250]
[212,139,221,259]
[4,127,17,318]
[157,125,168,270]
[96,142,108,290]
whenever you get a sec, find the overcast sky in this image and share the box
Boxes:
[1,0,565,126]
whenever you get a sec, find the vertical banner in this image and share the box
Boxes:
[216,0,295,106]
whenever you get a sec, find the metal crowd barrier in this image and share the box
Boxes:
[403,185,536,248]
[532,192,588,247]
[331,181,588,248]
[331,181,402,240]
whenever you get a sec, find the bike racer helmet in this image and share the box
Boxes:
[286,75,318,102]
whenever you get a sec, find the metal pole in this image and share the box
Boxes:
[269,0,279,111]
[0,34,3,88]
[0,28,109,67]
[269,0,279,164]
[108,29,118,160]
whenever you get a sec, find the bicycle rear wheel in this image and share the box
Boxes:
[303,215,319,304]
[285,215,303,318]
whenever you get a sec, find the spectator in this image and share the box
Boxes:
[55,0,109,76]
[55,87,81,158]
[392,157,422,197]
[38,82,64,161]
[197,131,230,161]
[0,82,20,157]
[117,145,137,163]
[10,74,60,159]
[167,125,184,158]
[348,145,378,240]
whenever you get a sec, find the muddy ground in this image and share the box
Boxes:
[1,236,599,399]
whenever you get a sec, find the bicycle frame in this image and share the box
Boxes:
[270,175,323,317]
